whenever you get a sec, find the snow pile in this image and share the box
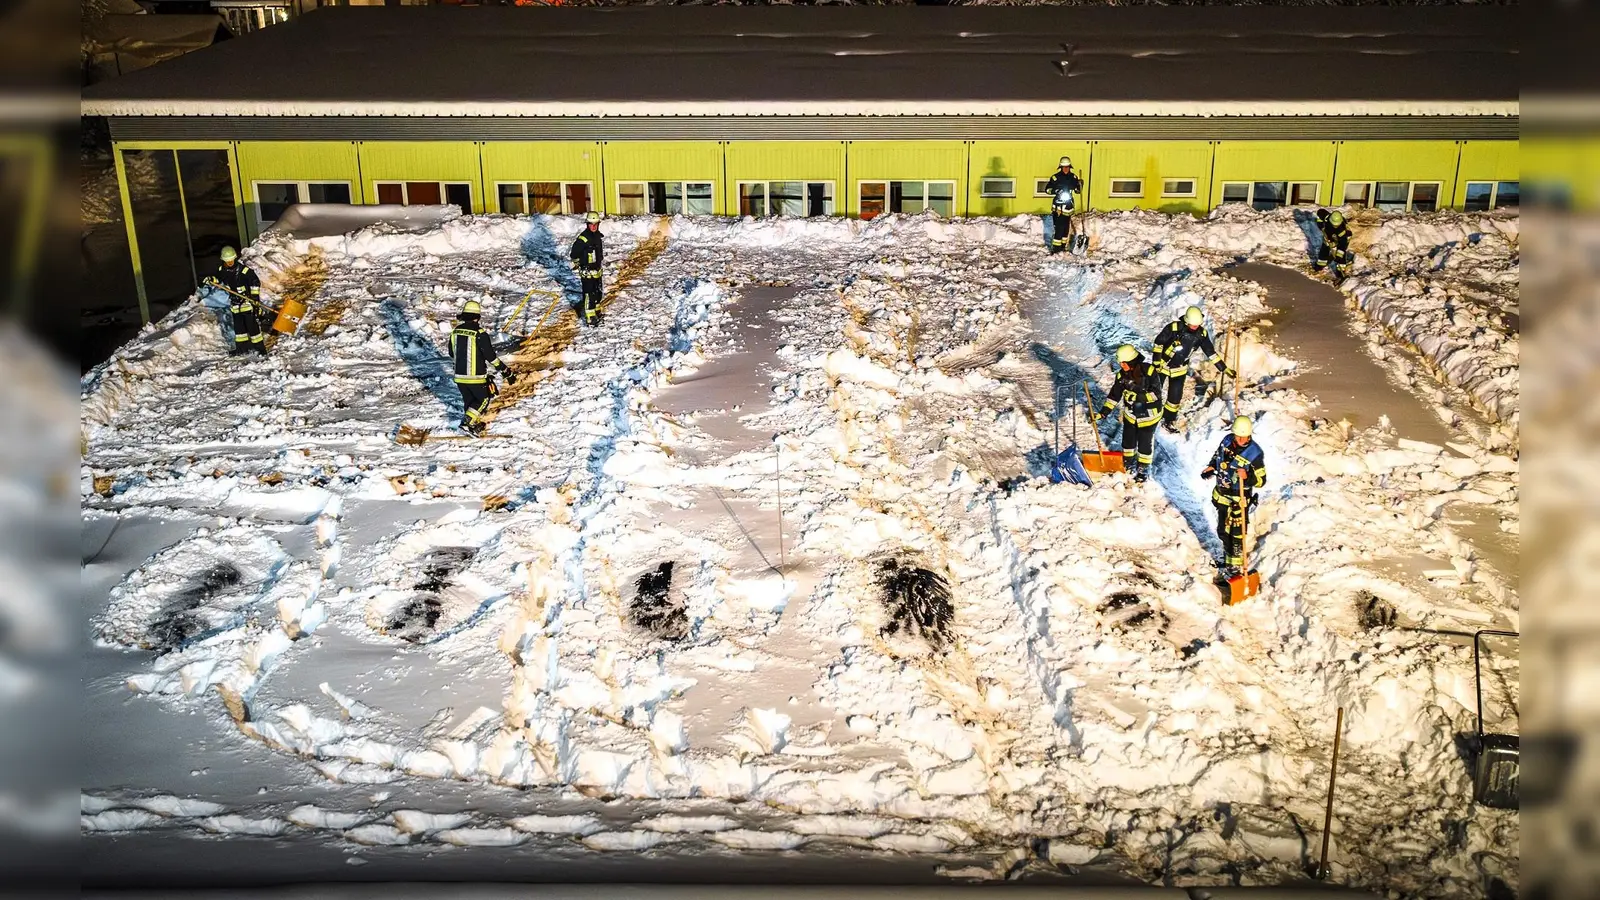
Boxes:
[82,208,1517,897]
[1343,213,1519,426]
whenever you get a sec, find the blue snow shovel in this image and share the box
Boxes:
[1049,383,1093,486]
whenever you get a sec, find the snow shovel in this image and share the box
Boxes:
[1469,629,1520,809]
[1079,381,1125,474]
[1224,479,1261,604]
[1049,384,1093,486]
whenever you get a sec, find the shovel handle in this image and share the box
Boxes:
[1083,381,1109,456]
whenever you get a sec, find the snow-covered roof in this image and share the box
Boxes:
[81,6,1519,119]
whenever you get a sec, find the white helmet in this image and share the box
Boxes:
[585,211,602,224]
[1116,344,1139,364]
[220,246,238,264]
[1184,306,1204,327]
[1232,415,1253,438]
[1059,156,1073,168]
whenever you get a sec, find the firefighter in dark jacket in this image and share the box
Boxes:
[1098,343,1162,482]
[1201,415,1268,577]
[1312,209,1354,279]
[1043,157,1083,254]
[450,300,515,434]
[570,210,605,326]
[203,246,267,356]
[1151,306,1234,432]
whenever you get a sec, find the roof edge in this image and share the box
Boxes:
[82,99,1521,119]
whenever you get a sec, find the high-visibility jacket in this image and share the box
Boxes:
[208,262,261,300]
[1152,319,1223,376]
[1043,170,1082,214]
[1318,217,1354,263]
[449,319,505,385]
[570,229,604,279]
[1100,358,1162,426]
[1208,436,1267,506]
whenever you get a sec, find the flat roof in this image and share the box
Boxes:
[81,6,1519,119]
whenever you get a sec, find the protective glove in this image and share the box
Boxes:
[1219,364,1236,379]
[504,370,518,386]
[1249,494,1260,512]
[1200,467,1215,480]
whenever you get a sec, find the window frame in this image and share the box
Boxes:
[736,180,836,217]
[1218,180,1320,209]
[493,180,595,215]
[859,179,958,218]
[1160,178,1199,199]
[251,179,353,229]
[615,180,717,216]
[1342,180,1446,213]
[1033,177,1055,198]
[372,180,474,211]
[979,177,1016,199]
[1107,178,1145,199]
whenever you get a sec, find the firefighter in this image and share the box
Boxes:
[1201,415,1268,578]
[1312,209,1354,279]
[450,300,515,435]
[570,210,605,326]
[203,246,266,356]
[1042,157,1083,254]
[1098,343,1162,482]
[1152,306,1234,432]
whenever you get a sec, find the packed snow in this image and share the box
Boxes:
[81,205,1518,896]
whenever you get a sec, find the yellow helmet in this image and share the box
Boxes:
[1184,306,1204,327]
[585,211,602,224]
[1232,415,1253,438]
[1329,211,1346,227]
[462,300,482,315]
[1116,344,1139,364]
[220,246,238,264]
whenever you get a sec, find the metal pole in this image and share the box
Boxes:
[775,435,786,572]
[1315,706,1345,880]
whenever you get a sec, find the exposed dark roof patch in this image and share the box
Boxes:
[82,6,1518,117]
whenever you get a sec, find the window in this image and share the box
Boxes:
[1218,181,1319,210]
[979,177,1016,198]
[738,181,835,217]
[374,181,473,213]
[1464,181,1519,212]
[1344,181,1445,213]
[495,181,593,215]
[1033,178,1056,198]
[1108,178,1145,199]
[858,180,957,219]
[1161,178,1198,198]
[615,181,715,216]
[252,180,352,227]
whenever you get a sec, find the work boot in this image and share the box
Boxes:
[229,345,246,357]
[1161,420,1180,434]
[1134,464,1149,483]
[255,344,268,357]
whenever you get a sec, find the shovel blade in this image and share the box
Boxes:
[1081,451,1126,474]
[1225,571,1261,605]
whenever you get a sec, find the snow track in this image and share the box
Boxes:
[82,209,1517,896]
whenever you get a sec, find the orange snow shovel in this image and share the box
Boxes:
[1079,381,1125,474]
[1225,479,1262,604]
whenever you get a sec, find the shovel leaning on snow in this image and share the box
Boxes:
[1078,381,1125,474]
[1048,382,1093,486]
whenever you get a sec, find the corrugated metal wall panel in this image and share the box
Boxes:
[356,141,485,210]
[1333,140,1465,207]
[846,141,967,217]
[479,141,603,212]
[723,141,846,216]
[967,140,1091,217]
[600,141,724,214]
[108,115,1521,143]
[1211,140,1340,209]
[1093,141,1215,213]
